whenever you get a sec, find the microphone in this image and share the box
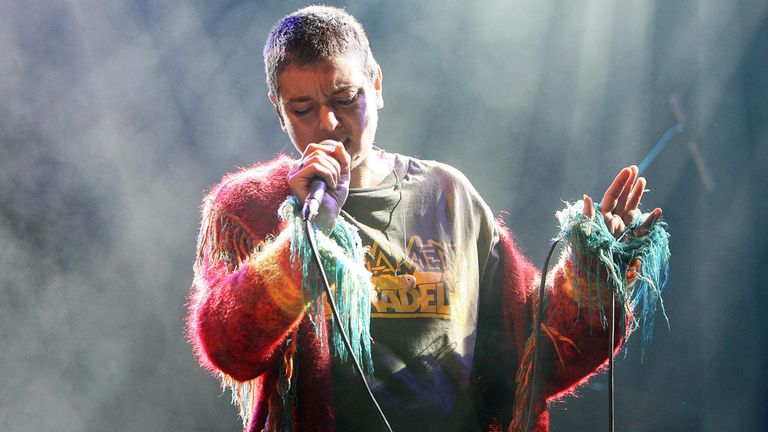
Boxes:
[302,178,327,221]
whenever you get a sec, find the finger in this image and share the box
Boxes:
[303,141,341,159]
[606,215,624,237]
[316,139,346,164]
[625,176,645,211]
[331,141,351,173]
[308,140,349,175]
[583,194,595,220]
[313,151,343,183]
[621,177,646,225]
[318,139,344,148]
[600,167,632,215]
[614,165,638,215]
[635,207,662,237]
[301,153,341,188]
[297,164,338,190]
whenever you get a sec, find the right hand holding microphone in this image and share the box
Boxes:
[287,140,351,233]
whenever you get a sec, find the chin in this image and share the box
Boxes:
[349,154,365,171]
[350,146,375,168]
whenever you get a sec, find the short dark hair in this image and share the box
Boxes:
[263,5,378,99]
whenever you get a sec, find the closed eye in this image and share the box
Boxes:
[292,106,313,116]
[336,92,359,106]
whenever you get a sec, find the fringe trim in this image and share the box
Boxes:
[195,203,256,274]
[556,200,670,348]
[199,197,375,430]
[509,278,546,432]
[220,374,261,430]
[279,196,375,374]
[195,204,297,430]
[510,200,671,431]
[265,332,299,432]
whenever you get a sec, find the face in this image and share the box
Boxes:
[270,55,383,170]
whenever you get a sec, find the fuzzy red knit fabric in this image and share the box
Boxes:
[187,155,625,432]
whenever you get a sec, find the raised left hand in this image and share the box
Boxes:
[583,165,662,239]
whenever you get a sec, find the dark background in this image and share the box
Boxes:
[1,1,766,431]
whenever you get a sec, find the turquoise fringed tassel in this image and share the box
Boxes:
[279,196,375,374]
[512,200,671,431]
[556,200,671,356]
[218,198,375,431]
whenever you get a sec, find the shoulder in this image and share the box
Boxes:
[403,156,512,276]
[407,157,477,193]
[201,154,295,236]
[405,156,489,211]
[205,154,294,211]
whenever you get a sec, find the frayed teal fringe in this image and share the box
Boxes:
[556,200,670,358]
[218,198,374,432]
[279,196,375,374]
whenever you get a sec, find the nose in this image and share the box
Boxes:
[319,105,339,131]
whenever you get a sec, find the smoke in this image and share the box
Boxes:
[0,1,248,430]
[1,0,767,431]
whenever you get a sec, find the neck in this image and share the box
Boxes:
[349,149,394,188]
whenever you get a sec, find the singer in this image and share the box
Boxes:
[186,6,669,432]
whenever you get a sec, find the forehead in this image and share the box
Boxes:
[277,56,368,99]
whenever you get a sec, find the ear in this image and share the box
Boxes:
[269,92,288,133]
[373,65,383,109]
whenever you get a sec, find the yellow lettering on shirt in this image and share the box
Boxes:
[365,236,459,319]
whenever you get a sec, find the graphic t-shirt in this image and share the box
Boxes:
[332,154,501,431]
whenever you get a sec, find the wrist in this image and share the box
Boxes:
[313,205,339,234]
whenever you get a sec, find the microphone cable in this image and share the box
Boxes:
[302,182,623,432]
[303,217,394,432]
[524,238,560,432]
[525,238,617,432]
[305,216,617,432]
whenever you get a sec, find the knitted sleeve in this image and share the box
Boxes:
[185,156,303,381]
[498,200,670,432]
[188,195,375,369]
[188,199,306,382]
[186,163,375,428]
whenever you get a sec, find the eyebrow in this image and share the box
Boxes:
[285,96,313,103]
[284,86,356,103]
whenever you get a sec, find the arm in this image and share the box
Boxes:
[188,189,307,382]
[542,166,668,395]
[503,166,670,431]
[500,209,669,432]
[187,158,374,382]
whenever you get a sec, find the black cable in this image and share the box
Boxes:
[525,238,561,432]
[526,238,617,432]
[609,290,615,432]
[609,227,632,432]
[306,209,618,432]
[304,218,394,432]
